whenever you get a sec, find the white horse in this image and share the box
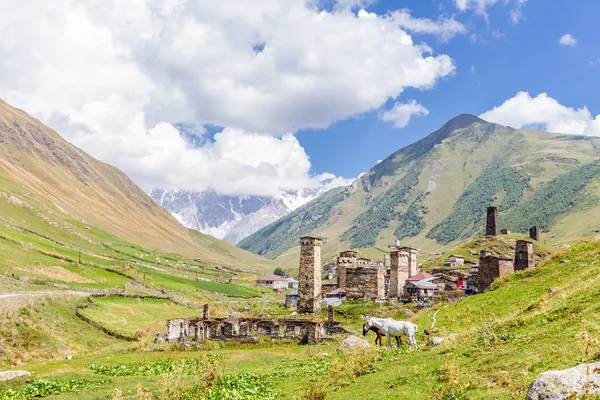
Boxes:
[363,317,418,348]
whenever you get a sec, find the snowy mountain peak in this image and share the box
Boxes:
[149,188,323,244]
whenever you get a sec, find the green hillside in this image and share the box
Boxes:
[239,116,600,265]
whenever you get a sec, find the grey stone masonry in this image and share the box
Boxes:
[390,249,410,298]
[515,240,535,271]
[336,250,356,289]
[530,226,540,241]
[398,246,419,277]
[486,206,498,236]
[477,255,514,292]
[298,236,322,314]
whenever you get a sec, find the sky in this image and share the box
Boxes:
[0,0,598,198]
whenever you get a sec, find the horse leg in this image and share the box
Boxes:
[395,336,401,348]
[409,333,417,348]
[386,332,392,348]
[375,335,381,346]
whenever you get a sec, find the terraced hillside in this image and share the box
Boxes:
[240,115,600,266]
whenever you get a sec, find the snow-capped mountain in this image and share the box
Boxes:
[149,188,322,244]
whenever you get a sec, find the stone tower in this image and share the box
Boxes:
[514,240,534,271]
[530,226,539,241]
[398,247,419,277]
[298,236,322,314]
[477,254,514,292]
[389,249,409,298]
[336,250,356,289]
[486,206,498,236]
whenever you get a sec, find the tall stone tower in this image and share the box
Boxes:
[399,247,419,277]
[486,206,498,236]
[530,226,539,241]
[298,236,322,314]
[389,249,409,298]
[514,240,534,271]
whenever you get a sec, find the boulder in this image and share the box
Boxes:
[426,337,444,346]
[527,363,600,399]
[340,335,371,351]
[0,370,31,382]
[228,312,243,318]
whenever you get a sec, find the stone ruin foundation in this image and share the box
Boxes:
[156,304,346,345]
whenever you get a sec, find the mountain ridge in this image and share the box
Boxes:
[0,99,275,271]
[239,115,600,266]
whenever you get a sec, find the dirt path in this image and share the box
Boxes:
[0,291,89,299]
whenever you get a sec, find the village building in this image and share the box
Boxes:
[445,254,465,267]
[256,274,289,291]
[432,273,459,291]
[514,240,535,271]
[404,274,439,300]
[286,277,299,290]
[285,289,299,308]
[345,262,385,300]
[336,250,357,289]
[477,255,514,292]
[326,287,346,300]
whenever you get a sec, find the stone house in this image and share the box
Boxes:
[432,274,459,291]
[477,256,514,292]
[286,277,299,290]
[345,263,385,300]
[445,255,465,267]
[403,278,439,300]
[326,287,346,299]
[286,289,299,308]
[256,274,289,291]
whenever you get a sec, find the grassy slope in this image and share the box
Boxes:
[5,240,600,399]
[0,99,276,272]
[241,120,600,268]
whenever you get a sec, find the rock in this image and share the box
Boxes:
[154,333,168,343]
[527,362,600,400]
[0,370,31,382]
[447,333,458,341]
[66,355,73,360]
[560,260,569,264]
[290,311,298,316]
[426,337,444,346]
[228,312,243,318]
[340,335,371,351]
[403,309,415,317]
[548,287,560,293]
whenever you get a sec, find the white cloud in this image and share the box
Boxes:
[379,100,429,128]
[480,92,600,136]
[389,9,467,42]
[559,34,577,46]
[0,0,455,197]
[455,0,527,23]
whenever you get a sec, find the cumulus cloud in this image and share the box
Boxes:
[379,100,429,128]
[480,92,600,136]
[389,10,467,42]
[0,0,455,197]
[559,34,577,46]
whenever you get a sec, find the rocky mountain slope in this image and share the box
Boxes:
[150,188,321,244]
[239,114,600,265]
[0,99,275,270]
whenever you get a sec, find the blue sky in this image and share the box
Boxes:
[299,0,600,179]
[1,0,598,197]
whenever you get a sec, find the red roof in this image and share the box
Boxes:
[257,274,288,281]
[327,288,346,295]
[407,272,434,282]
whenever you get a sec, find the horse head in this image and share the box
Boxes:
[362,317,373,336]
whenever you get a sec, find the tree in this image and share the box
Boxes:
[273,267,286,277]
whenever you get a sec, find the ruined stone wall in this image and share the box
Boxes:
[514,240,534,271]
[163,316,342,345]
[477,256,514,292]
[298,236,322,314]
[486,206,498,236]
[389,250,409,298]
[345,266,384,300]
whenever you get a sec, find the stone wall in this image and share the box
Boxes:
[345,264,385,300]
[515,240,535,271]
[298,236,322,314]
[477,255,514,292]
[161,313,346,345]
